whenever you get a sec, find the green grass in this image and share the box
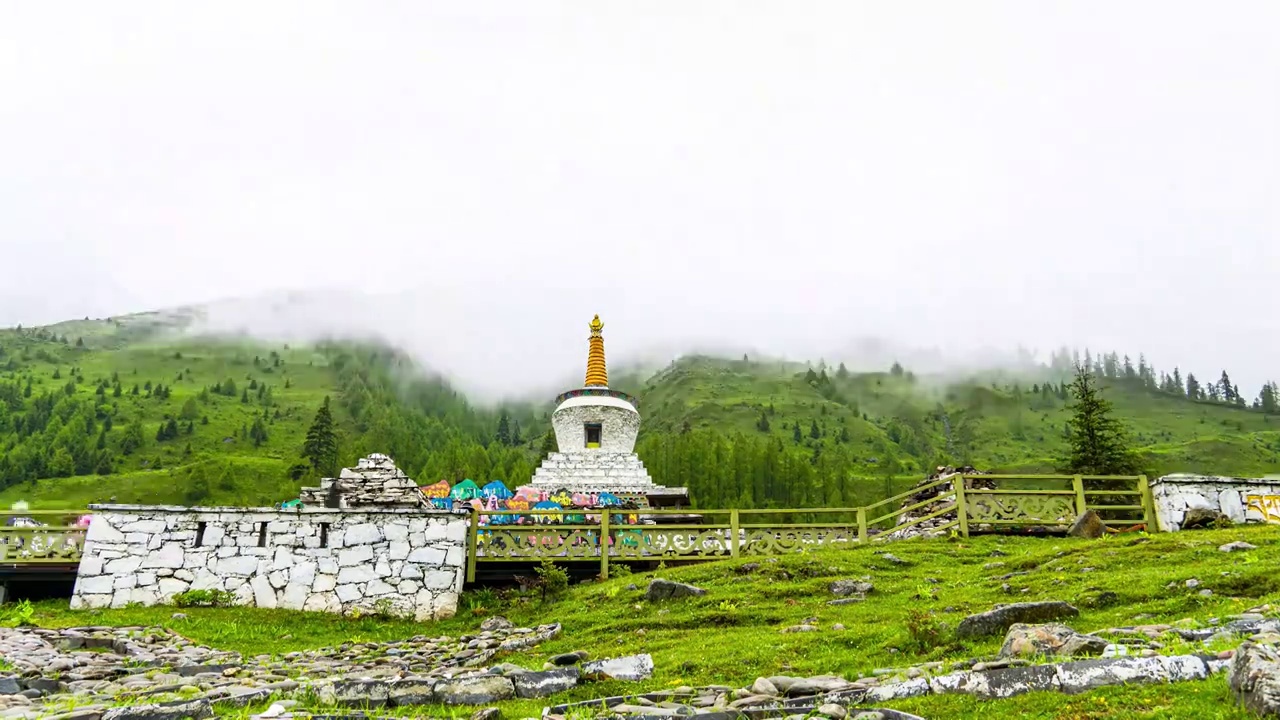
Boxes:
[21,525,1280,718]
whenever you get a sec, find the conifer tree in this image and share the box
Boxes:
[249,417,268,447]
[1220,371,1235,403]
[496,411,512,446]
[809,419,821,439]
[1063,364,1138,476]
[301,396,339,477]
[792,423,802,444]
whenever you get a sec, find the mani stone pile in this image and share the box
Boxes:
[0,619,563,720]
[298,453,429,508]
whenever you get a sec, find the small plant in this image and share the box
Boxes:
[171,589,235,608]
[604,585,622,599]
[4,600,35,627]
[610,563,633,578]
[536,559,570,602]
[902,608,945,654]
[717,599,739,613]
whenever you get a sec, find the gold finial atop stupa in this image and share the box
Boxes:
[585,314,608,387]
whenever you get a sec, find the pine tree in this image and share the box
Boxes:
[249,417,268,447]
[1220,371,1235,403]
[1063,364,1138,476]
[809,419,821,440]
[539,430,557,460]
[301,396,339,476]
[890,361,904,377]
[756,412,770,432]
[836,362,849,380]
[1185,372,1200,400]
[496,411,512,445]
[792,423,802,444]
[1260,382,1280,415]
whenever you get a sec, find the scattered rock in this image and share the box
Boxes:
[581,654,654,682]
[878,553,908,566]
[1200,589,1214,598]
[816,703,848,718]
[751,677,778,696]
[1220,541,1258,553]
[512,668,580,699]
[781,625,818,634]
[102,699,213,720]
[999,623,1108,659]
[828,598,864,606]
[434,675,516,705]
[1185,579,1201,589]
[1182,508,1230,529]
[957,602,1080,638]
[1067,510,1106,539]
[549,651,590,667]
[645,579,706,601]
[736,563,761,574]
[830,580,874,597]
[472,708,502,720]
[480,616,514,631]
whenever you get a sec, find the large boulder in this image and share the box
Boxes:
[512,667,580,698]
[1182,508,1230,529]
[103,700,214,720]
[435,675,516,705]
[998,623,1108,658]
[645,578,706,601]
[1229,641,1280,716]
[1066,511,1106,539]
[581,654,654,681]
[830,580,874,597]
[957,602,1079,638]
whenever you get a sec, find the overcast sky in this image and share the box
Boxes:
[1,2,1277,398]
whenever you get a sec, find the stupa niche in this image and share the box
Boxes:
[529,316,687,507]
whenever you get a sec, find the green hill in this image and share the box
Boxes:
[1,315,1277,510]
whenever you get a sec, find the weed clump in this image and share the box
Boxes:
[171,589,235,608]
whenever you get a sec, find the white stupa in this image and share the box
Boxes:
[529,315,687,507]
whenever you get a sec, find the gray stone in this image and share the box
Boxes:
[1067,510,1106,539]
[1229,641,1280,717]
[388,678,438,706]
[101,699,213,720]
[481,616,514,631]
[816,703,848,719]
[1220,541,1258,552]
[0,678,20,695]
[582,654,655,682]
[829,580,874,597]
[435,675,515,705]
[1182,508,1229,529]
[957,601,1079,638]
[751,677,779,696]
[549,651,589,666]
[329,679,391,707]
[512,667,580,698]
[471,709,502,720]
[645,579,706,601]
[999,623,1108,658]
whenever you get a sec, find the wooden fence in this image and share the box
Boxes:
[465,474,1154,580]
[0,476,1156,584]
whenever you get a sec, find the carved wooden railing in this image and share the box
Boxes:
[0,512,89,565]
[465,474,1154,580]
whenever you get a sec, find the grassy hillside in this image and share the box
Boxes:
[634,355,1280,477]
[1,313,1276,510]
[27,525,1280,719]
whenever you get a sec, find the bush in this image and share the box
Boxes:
[536,559,569,602]
[172,589,236,608]
[902,608,945,654]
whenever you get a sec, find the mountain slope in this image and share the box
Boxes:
[1,314,1277,510]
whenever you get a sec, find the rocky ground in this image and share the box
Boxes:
[4,583,1280,720]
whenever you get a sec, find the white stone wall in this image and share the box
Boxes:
[552,401,641,455]
[1149,474,1280,531]
[70,505,468,620]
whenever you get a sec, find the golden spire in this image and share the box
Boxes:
[585,314,608,387]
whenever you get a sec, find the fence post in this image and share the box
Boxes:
[729,509,739,558]
[955,474,969,538]
[1138,475,1158,532]
[856,508,867,543]
[1072,475,1087,517]
[465,507,479,584]
[599,511,610,580]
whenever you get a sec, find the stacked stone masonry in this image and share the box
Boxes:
[298,452,429,509]
[1149,474,1280,531]
[70,505,468,620]
[531,452,657,493]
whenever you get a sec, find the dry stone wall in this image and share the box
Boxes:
[1150,474,1280,531]
[70,505,468,620]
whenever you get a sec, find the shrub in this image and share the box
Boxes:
[902,608,945,654]
[172,589,236,608]
[536,559,570,602]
